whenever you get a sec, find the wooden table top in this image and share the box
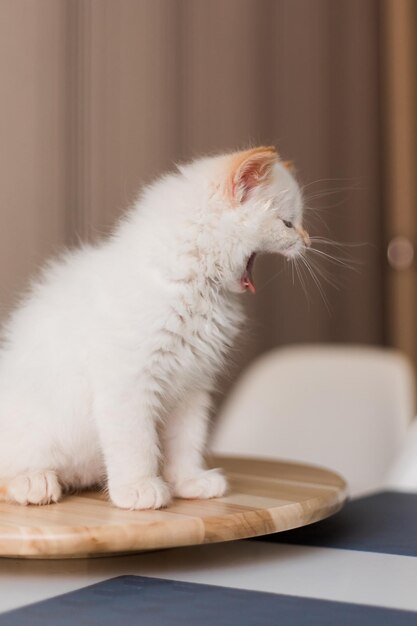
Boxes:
[0,456,347,559]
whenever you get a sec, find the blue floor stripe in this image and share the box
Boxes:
[257,491,417,556]
[1,575,416,626]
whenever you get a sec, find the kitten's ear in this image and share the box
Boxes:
[228,146,278,203]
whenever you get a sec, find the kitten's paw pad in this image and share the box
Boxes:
[7,471,62,505]
[109,477,171,510]
[173,469,228,499]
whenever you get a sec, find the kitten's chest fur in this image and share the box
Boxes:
[148,286,243,392]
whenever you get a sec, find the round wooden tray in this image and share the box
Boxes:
[0,456,347,559]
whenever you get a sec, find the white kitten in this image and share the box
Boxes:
[0,147,309,509]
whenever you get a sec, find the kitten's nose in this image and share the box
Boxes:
[298,227,311,247]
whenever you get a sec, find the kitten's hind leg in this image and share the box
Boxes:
[0,470,62,505]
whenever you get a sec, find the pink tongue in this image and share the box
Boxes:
[241,268,256,294]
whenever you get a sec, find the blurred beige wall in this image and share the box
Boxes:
[0,0,69,316]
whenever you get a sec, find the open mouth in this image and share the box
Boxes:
[240,253,257,294]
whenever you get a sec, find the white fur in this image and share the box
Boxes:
[0,149,306,509]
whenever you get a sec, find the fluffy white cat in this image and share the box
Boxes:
[0,146,309,509]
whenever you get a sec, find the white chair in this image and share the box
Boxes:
[212,345,415,496]
[386,417,417,491]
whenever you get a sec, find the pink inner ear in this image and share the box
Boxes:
[230,147,278,203]
[240,160,265,194]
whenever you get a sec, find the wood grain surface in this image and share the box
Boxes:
[0,456,347,559]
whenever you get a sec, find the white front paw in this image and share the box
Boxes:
[109,476,171,510]
[172,468,228,500]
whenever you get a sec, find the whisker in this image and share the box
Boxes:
[256,265,285,292]
[300,253,331,313]
[304,186,363,203]
[303,210,333,235]
[294,257,311,309]
[308,198,353,212]
[303,178,358,189]
[308,247,360,272]
[303,252,342,291]
[309,237,366,248]
[301,177,360,192]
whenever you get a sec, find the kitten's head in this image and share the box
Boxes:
[179,146,309,294]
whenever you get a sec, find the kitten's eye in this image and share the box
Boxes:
[283,219,293,228]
